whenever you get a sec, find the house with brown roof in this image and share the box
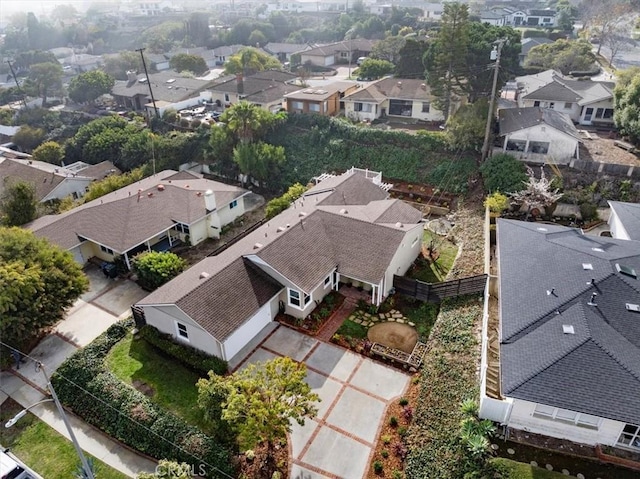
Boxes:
[343,78,445,123]
[299,39,376,67]
[134,169,424,362]
[0,158,118,203]
[284,81,358,116]
[29,170,249,268]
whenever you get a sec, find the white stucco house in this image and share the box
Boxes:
[134,169,424,363]
[29,170,249,269]
[516,70,615,126]
[343,78,445,123]
[0,158,118,203]
[498,107,581,164]
[479,219,640,453]
[608,201,640,241]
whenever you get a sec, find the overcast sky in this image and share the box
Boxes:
[1,1,89,18]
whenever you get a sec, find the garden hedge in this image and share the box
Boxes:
[51,320,234,478]
[138,325,228,376]
[404,295,484,479]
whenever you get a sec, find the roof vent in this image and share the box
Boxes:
[591,247,604,253]
[615,263,637,279]
[582,263,593,270]
[277,226,285,233]
[205,189,213,196]
[546,288,556,296]
[147,192,153,197]
[286,223,290,228]
[395,222,404,228]
[340,208,348,214]
[536,227,548,231]
[157,184,165,191]
[253,243,263,250]
[199,272,210,279]
[587,292,598,306]
[626,303,640,313]
[298,212,307,217]
[562,324,575,335]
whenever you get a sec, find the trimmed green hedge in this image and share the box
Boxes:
[404,295,484,479]
[51,320,234,478]
[139,325,228,376]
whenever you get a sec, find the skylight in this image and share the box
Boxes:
[616,263,637,279]
[591,247,604,253]
[582,263,593,270]
[536,227,548,232]
[562,324,575,334]
[626,304,640,313]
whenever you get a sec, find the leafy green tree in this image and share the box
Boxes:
[248,29,268,46]
[12,125,46,153]
[140,21,186,53]
[424,2,470,120]
[224,47,281,76]
[25,62,63,106]
[197,357,319,475]
[206,126,237,178]
[185,12,211,46]
[480,153,527,193]
[526,40,596,74]
[395,38,429,78]
[357,58,394,79]
[556,0,578,31]
[13,50,57,71]
[132,251,187,290]
[0,227,88,348]
[266,183,308,219]
[445,99,488,151]
[614,67,640,144]
[68,70,115,104]
[83,167,147,203]
[371,35,406,63]
[103,51,145,81]
[234,142,285,188]
[168,53,208,75]
[1,181,38,226]
[137,460,192,479]
[65,115,131,164]
[223,101,280,143]
[32,140,64,165]
[51,4,78,22]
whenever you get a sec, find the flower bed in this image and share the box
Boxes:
[277,291,345,335]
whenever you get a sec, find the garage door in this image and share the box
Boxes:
[223,297,276,360]
[70,246,85,265]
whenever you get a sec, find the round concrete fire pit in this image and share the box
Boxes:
[368,322,418,354]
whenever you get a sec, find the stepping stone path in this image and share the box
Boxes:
[346,309,411,329]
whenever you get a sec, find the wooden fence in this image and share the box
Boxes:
[393,274,487,303]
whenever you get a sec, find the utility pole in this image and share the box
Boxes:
[6,60,28,109]
[136,47,159,121]
[481,39,506,163]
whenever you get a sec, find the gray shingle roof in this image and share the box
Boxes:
[522,80,582,102]
[111,70,214,103]
[301,39,376,57]
[498,219,640,424]
[209,71,298,103]
[344,78,434,103]
[499,107,581,140]
[609,201,640,240]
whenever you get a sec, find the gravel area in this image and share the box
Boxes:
[579,132,640,167]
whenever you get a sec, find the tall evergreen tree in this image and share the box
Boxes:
[424,2,470,120]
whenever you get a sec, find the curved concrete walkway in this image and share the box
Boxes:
[237,325,411,479]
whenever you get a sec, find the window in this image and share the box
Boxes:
[224,93,230,102]
[229,200,238,209]
[291,101,303,110]
[564,102,573,109]
[533,404,601,430]
[595,108,613,119]
[533,101,541,107]
[288,288,310,308]
[528,141,550,154]
[324,274,332,288]
[174,223,190,234]
[176,322,189,340]
[506,139,526,152]
[422,102,430,113]
[354,102,373,112]
[309,103,320,112]
[618,424,640,450]
[548,102,555,109]
[100,245,114,255]
[389,99,413,117]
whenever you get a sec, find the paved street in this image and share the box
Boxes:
[238,326,411,479]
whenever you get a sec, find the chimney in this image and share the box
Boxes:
[421,83,427,90]
[126,70,137,85]
[236,73,244,95]
[204,189,216,211]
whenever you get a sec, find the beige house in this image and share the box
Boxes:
[284,81,358,116]
[135,169,424,363]
[29,170,248,269]
[343,78,445,123]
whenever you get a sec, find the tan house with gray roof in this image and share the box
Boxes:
[29,170,248,269]
[134,169,424,363]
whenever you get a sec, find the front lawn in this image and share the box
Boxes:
[492,458,576,479]
[105,334,207,430]
[0,399,128,479]
[335,318,369,339]
[408,230,458,283]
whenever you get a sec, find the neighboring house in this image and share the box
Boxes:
[479,10,506,26]
[111,70,216,115]
[343,78,445,123]
[608,201,640,241]
[517,73,615,126]
[264,0,346,14]
[480,7,554,27]
[209,70,299,113]
[284,81,358,116]
[421,2,444,21]
[299,39,377,67]
[480,219,640,453]
[61,54,103,73]
[134,168,424,363]
[165,47,218,69]
[263,43,311,62]
[147,53,171,71]
[498,107,581,164]
[212,45,244,66]
[29,170,249,268]
[519,37,553,67]
[526,9,557,27]
[0,158,118,203]
[0,125,20,143]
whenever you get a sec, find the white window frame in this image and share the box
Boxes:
[288,287,310,309]
[564,102,572,109]
[175,321,189,341]
[100,244,114,255]
[618,424,640,450]
[324,274,332,288]
[533,404,601,430]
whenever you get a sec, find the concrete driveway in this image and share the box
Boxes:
[238,326,411,479]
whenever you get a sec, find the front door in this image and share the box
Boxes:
[584,107,594,123]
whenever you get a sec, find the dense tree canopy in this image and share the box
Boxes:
[168,53,208,75]
[0,227,88,348]
[32,140,64,165]
[614,68,640,145]
[526,40,596,74]
[12,125,46,153]
[132,251,187,290]
[103,51,145,81]
[480,153,528,193]
[357,58,394,79]
[68,70,115,104]
[224,47,282,76]
[25,62,63,106]
[395,38,430,78]
[0,181,37,226]
[445,99,488,151]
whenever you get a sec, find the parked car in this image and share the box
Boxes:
[356,56,367,66]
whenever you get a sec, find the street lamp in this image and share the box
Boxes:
[4,362,96,479]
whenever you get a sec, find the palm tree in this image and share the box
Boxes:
[223,101,265,144]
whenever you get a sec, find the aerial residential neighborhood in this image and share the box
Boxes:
[0,1,639,479]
